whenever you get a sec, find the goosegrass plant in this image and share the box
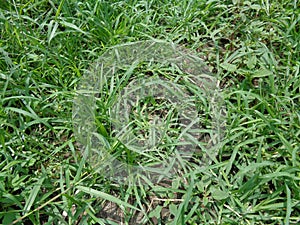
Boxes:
[0,0,300,224]
[91,61,216,168]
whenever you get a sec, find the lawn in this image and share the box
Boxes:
[0,0,300,224]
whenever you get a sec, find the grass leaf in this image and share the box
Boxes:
[23,177,46,214]
[76,185,139,211]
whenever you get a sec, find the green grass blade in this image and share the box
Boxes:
[76,185,139,211]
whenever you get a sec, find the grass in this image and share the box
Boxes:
[0,0,299,224]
